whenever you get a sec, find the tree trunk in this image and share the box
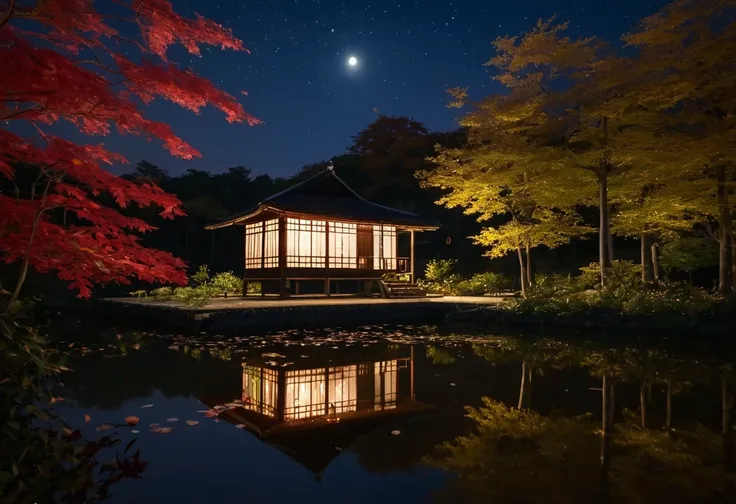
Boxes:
[666,378,673,430]
[640,383,647,430]
[608,380,616,427]
[517,246,528,297]
[525,242,533,287]
[651,243,660,287]
[598,171,612,287]
[724,371,734,474]
[518,361,527,410]
[601,373,611,486]
[4,182,52,314]
[641,232,653,283]
[717,165,733,295]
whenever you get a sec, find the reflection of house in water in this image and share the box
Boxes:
[210,348,432,478]
[242,359,413,424]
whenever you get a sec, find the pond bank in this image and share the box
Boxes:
[445,305,735,337]
[98,295,504,333]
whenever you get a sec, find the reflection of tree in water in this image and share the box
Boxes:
[62,342,241,410]
[427,398,600,503]
[431,339,736,504]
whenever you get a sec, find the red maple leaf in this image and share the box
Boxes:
[0,0,259,302]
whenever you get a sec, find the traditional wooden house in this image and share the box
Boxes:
[204,165,438,298]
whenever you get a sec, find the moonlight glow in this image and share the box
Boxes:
[348,56,358,66]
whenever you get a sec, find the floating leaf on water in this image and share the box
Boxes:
[262,352,286,359]
[49,396,64,404]
[141,404,154,408]
[125,416,140,426]
[334,446,343,452]
[203,410,218,418]
[234,424,245,429]
[168,345,179,351]
[131,430,140,434]
[449,383,456,387]
[84,414,91,423]
[391,430,401,436]
[97,424,112,431]
[149,423,160,427]
[166,418,178,422]
[151,426,172,434]
[185,420,199,426]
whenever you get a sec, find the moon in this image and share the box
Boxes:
[348,56,358,67]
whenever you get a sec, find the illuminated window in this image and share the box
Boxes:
[242,365,278,417]
[245,219,279,269]
[244,222,262,269]
[328,222,357,268]
[374,360,398,410]
[287,218,326,268]
[263,219,279,268]
[373,225,396,270]
[285,368,327,420]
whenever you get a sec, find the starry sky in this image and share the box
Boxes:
[109,0,672,178]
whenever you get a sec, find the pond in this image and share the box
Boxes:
[52,323,735,503]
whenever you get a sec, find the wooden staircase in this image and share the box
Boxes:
[379,280,428,298]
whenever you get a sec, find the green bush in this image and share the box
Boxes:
[191,265,211,285]
[136,267,246,306]
[382,272,411,282]
[454,272,512,296]
[578,260,641,290]
[420,261,511,296]
[425,259,457,282]
[211,271,243,297]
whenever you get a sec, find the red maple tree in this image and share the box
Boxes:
[0,0,259,305]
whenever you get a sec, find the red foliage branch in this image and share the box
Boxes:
[0,0,259,301]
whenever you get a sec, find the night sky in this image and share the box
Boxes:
[107,0,671,178]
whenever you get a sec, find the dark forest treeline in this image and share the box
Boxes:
[124,114,618,290]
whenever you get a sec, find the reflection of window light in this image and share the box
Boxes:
[374,360,398,410]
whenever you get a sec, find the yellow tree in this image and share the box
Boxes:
[621,0,736,293]
[420,88,591,296]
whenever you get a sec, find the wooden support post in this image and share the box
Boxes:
[242,226,248,296]
[278,216,289,299]
[410,345,415,400]
[410,229,415,283]
[210,229,215,269]
[260,221,266,269]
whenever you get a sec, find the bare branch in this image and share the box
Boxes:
[0,0,16,31]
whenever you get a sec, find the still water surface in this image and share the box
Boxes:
[54,324,736,503]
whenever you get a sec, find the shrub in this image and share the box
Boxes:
[454,272,512,296]
[191,265,210,285]
[578,260,641,290]
[149,286,175,299]
[211,271,243,297]
[425,259,457,282]
[382,272,411,282]
[246,282,262,295]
